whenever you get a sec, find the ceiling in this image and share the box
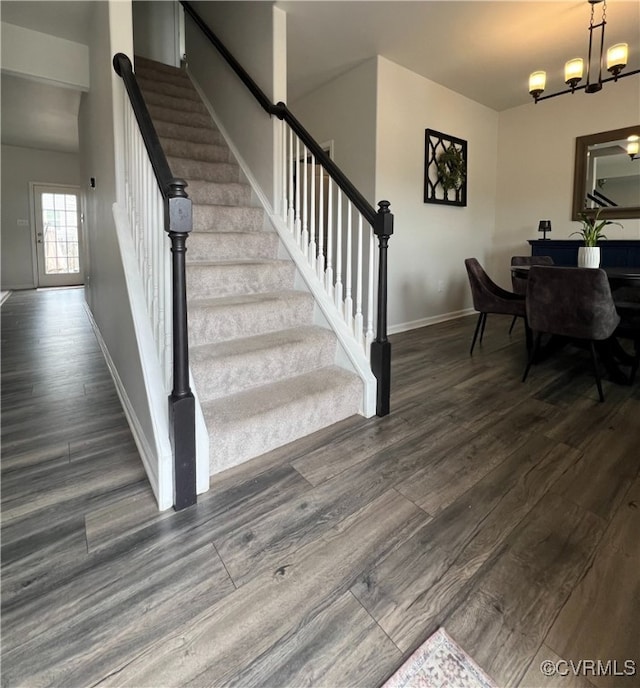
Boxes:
[278,0,640,110]
[1,0,639,154]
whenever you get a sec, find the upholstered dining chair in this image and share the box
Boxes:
[614,303,640,384]
[509,255,554,333]
[522,265,621,402]
[464,258,526,355]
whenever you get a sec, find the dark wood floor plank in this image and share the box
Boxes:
[544,477,640,688]
[93,490,426,687]
[444,493,606,688]
[218,590,402,688]
[2,542,235,688]
[351,435,582,653]
[213,420,454,586]
[518,645,597,688]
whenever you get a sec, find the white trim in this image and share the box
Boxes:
[188,71,376,417]
[0,291,12,306]
[388,307,475,335]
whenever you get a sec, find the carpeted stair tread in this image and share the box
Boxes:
[192,204,264,232]
[185,179,250,205]
[186,259,295,300]
[154,120,226,146]
[188,290,314,346]
[138,78,201,103]
[141,89,209,115]
[201,366,362,474]
[134,64,193,89]
[134,55,184,76]
[191,325,337,402]
[168,157,245,185]
[188,231,279,262]
[147,105,213,129]
[159,137,233,164]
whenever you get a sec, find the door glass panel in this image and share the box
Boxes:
[40,192,80,275]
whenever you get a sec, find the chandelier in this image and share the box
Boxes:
[528,0,639,103]
[628,135,640,161]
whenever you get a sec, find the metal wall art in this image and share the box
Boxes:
[424,129,467,207]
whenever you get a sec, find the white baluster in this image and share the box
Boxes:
[325,179,334,299]
[335,191,343,311]
[317,165,325,279]
[302,145,309,256]
[309,153,316,271]
[294,136,301,242]
[366,228,375,358]
[344,201,353,331]
[281,120,287,222]
[288,126,295,233]
[354,214,363,347]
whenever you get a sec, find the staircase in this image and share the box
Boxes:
[133,56,363,475]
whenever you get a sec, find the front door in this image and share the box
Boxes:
[33,185,84,287]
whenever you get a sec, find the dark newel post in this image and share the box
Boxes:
[371,200,393,416]
[166,178,196,510]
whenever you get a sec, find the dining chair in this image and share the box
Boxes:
[614,302,640,384]
[522,265,621,402]
[509,255,554,333]
[464,258,526,355]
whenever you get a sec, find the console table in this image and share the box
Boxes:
[529,239,640,267]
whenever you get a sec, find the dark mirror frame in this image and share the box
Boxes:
[572,125,640,221]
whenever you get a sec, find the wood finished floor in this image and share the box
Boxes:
[2,288,639,688]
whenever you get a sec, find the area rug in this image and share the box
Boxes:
[382,628,498,688]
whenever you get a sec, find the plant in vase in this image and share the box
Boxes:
[570,209,623,268]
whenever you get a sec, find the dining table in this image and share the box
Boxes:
[510,264,640,385]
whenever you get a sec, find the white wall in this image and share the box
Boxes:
[0,22,89,90]
[494,76,640,288]
[375,57,499,331]
[291,57,377,205]
[1,145,81,289]
[132,1,180,67]
[184,1,284,205]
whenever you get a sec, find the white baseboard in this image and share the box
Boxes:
[388,308,475,335]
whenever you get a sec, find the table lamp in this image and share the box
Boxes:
[538,220,552,240]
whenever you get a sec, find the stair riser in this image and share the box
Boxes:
[186,181,251,206]
[203,373,362,474]
[192,332,337,402]
[188,294,314,346]
[160,138,233,164]
[139,80,201,103]
[169,158,241,184]
[154,121,226,146]
[193,204,264,232]
[187,262,295,300]
[187,232,279,262]
[147,105,213,129]
[142,90,208,115]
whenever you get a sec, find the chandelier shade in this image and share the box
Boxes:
[528,0,639,103]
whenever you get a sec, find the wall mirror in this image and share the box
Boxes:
[572,125,640,220]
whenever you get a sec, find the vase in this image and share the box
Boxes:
[578,246,600,268]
